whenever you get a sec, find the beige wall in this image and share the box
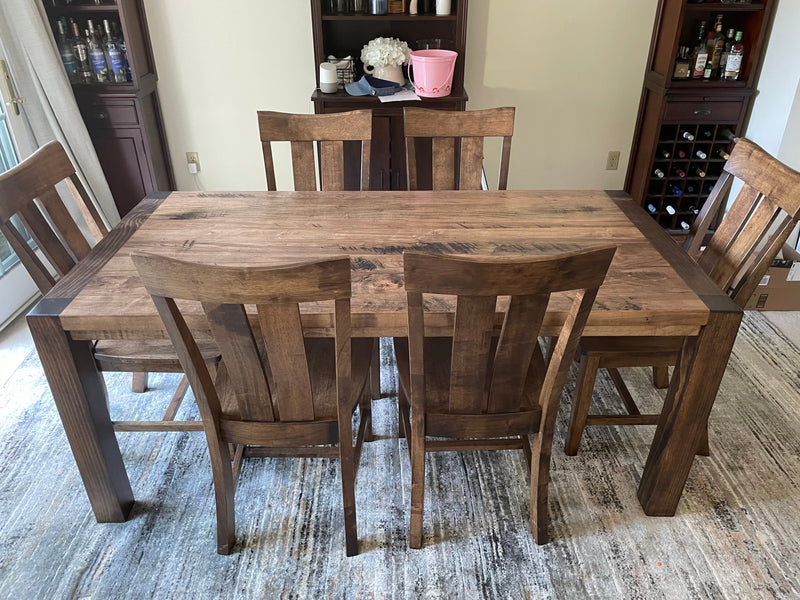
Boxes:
[143,1,663,192]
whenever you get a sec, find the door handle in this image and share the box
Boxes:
[0,60,24,116]
[693,108,712,116]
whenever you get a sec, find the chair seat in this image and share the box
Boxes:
[94,338,221,373]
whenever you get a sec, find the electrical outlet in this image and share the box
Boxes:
[186,152,200,173]
[606,150,620,170]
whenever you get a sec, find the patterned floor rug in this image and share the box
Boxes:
[1,312,799,599]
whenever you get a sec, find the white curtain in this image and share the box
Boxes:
[0,0,120,226]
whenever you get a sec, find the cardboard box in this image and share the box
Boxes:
[744,244,800,311]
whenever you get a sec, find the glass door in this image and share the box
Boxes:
[0,53,39,328]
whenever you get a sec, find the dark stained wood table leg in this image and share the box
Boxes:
[28,300,134,522]
[637,304,742,515]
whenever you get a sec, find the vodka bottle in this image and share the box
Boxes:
[103,20,126,82]
[56,19,78,83]
[70,21,93,83]
[86,24,108,82]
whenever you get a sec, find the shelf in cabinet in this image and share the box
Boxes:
[684,2,765,12]
[321,14,457,21]
[45,4,120,16]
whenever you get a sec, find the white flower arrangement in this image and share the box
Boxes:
[360,37,411,68]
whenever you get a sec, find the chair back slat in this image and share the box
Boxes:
[448,295,496,414]
[487,294,548,413]
[202,302,274,422]
[686,138,800,308]
[459,137,484,190]
[290,141,318,191]
[404,107,515,191]
[684,172,734,259]
[404,247,616,422]
[0,141,108,294]
[319,140,345,191]
[257,302,315,421]
[432,137,456,191]
[38,188,92,261]
[19,202,77,276]
[257,110,372,191]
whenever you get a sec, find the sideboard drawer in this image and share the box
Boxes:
[80,99,140,130]
[663,100,744,124]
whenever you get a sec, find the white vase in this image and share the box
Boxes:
[365,63,405,85]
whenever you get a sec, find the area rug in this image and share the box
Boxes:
[1,312,799,599]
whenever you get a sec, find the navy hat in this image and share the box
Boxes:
[345,75,403,97]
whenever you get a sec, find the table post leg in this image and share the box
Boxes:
[637,308,741,515]
[28,306,133,523]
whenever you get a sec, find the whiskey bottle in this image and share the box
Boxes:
[703,32,715,79]
[673,46,691,79]
[719,28,735,77]
[691,22,709,79]
[56,19,77,83]
[708,16,725,76]
[103,20,126,83]
[724,31,744,80]
[70,21,93,83]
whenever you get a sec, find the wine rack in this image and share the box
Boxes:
[645,123,737,232]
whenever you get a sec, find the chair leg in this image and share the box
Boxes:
[131,371,148,393]
[338,411,359,556]
[409,412,426,549]
[564,353,601,456]
[529,433,551,545]
[209,440,236,555]
[652,366,670,389]
[697,424,710,456]
[370,341,381,400]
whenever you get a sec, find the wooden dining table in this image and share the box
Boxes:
[27,189,742,525]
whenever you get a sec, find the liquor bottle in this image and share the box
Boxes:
[707,16,725,76]
[691,22,709,79]
[719,28,735,78]
[674,167,686,178]
[70,21,93,83]
[665,204,677,215]
[695,167,706,177]
[669,186,682,196]
[654,168,665,179]
[673,46,691,79]
[703,32,715,79]
[718,149,731,160]
[111,22,131,82]
[647,203,657,214]
[56,19,77,83]
[696,149,707,159]
[724,31,744,80]
[86,25,108,82]
[103,20,126,82]
[681,131,695,141]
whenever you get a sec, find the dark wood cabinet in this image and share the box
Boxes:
[43,0,173,217]
[626,1,774,234]
[310,0,468,190]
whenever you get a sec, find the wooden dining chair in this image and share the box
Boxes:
[257,109,380,410]
[402,106,515,191]
[564,138,800,456]
[132,253,374,556]
[257,109,372,191]
[0,140,218,432]
[394,247,616,547]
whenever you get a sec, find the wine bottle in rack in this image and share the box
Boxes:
[719,127,739,143]
[674,167,686,178]
[686,185,696,194]
[670,186,683,196]
[688,205,700,215]
[659,148,671,159]
[717,149,730,160]
[679,221,691,231]
[695,167,706,177]
[676,149,687,158]
[654,168,665,178]
[681,131,695,141]
[696,149,707,159]
[647,203,657,214]
[665,204,677,215]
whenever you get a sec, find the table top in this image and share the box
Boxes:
[48,189,731,340]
